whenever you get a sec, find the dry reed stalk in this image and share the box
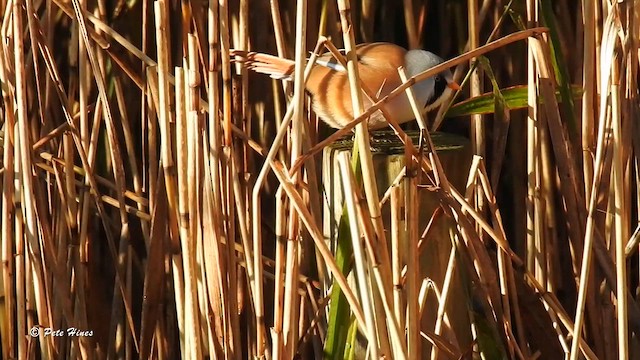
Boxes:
[402,0,419,49]
[232,2,255,334]
[379,167,407,205]
[458,155,525,358]
[344,167,407,360]
[207,0,229,356]
[282,209,301,359]
[334,2,390,279]
[13,1,52,358]
[270,0,289,58]
[251,38,325,354]
[570,8,622,358]
[113,79,149,240]
[249,37,325,357]
[201,171,225,358]
[273,186,287,358]
[71,1,139,354]
[475,159,528,358]
[15,211,25,359]
[417,207,444,255]
[280,1,307,357]
[424,147,511,346]
[173,67,188,357]
[582,0,596,202]
[71,0,130,238]
[147,68,159,216]
[298,124,325,302]
[449,183,521,263]
[396,66,425,358]
[0,29,16,360]
[338,152,380,359]
[421,328,462,359]
[468,0,485,160]
[390,186,405,343]
[270,161,367,330]
[611,55,629,359]
[525,0,543,287]
[154,0,179,258]
[429,232,459,360]
[186,85,205,360]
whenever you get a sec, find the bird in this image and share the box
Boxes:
[232,42,459,129]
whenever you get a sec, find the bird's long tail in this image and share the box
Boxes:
[230,50,295,80]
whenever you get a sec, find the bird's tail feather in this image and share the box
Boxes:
[230,50,295,80]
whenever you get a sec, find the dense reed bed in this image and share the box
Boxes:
[0,0,638,359]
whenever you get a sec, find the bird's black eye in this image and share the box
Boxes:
[434,75,441,82]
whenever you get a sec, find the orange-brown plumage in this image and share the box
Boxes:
[232,43,457,129]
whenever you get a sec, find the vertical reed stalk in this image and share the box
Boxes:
[338,152,380,360]
[525,0,541,281]
[174,66,188,357]
[570,7,622,359]
[611,59,628,360]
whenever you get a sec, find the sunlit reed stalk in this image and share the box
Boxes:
[338,152,380,359]
[185,49,205,358]
[13,1,51,358]
[525,0,541,284]
[397,66,426,358]
[280,1,307,357]
[174,66,188,357]
[249,37,325,357]
[611,58,629,359]
[273,185,287,358]
[270,162,367,330]
[570,6,623,359]
[468,0,484,159]
[390,186,405,341]
[0,26,16,359]
[335,0,387,247]
[477,159,527,358]
[582,0,596,202]
[430,236,457,360]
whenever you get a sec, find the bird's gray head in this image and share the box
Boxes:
[404,50,456,111]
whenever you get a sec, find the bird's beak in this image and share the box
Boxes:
[447,81,461,91]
